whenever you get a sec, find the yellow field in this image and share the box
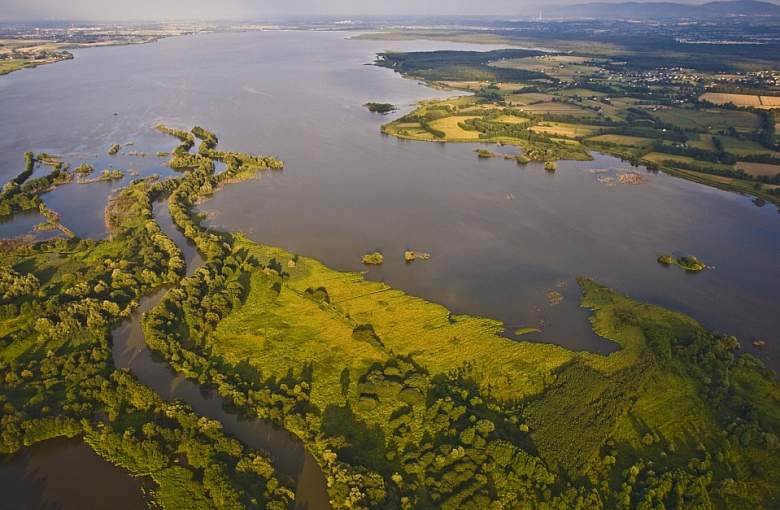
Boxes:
[736,161,780,177]
[700,92,780,109]
[495,82,526,91]
[438,80,487,91]
[762,96,780,107]
[587,134,654,146]
[429,115,481,140]
[495,114,527,124]
[530,122,602,138]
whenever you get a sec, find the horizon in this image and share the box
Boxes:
[2,0,780,23]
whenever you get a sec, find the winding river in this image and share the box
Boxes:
[110,200,331,509]
[1,199,330,510]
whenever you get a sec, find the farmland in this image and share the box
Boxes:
[374,47,780,206]
[700,92,780,109]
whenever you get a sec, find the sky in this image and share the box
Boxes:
[0,0,725,21]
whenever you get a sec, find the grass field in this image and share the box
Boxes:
[736,161,780,177]
[518,101,596,117]
[687,134,718,151]
[491,55,602,82]
[555,88,608,98]
[214,238,577,410]
[200,236,780,506]
[530,122,602,138]
[504,92,554,105]
[0,59,31,75]
[715,135,775,157]
[642,152,735,173]
[587,134,655,147]
[429,115,482,140]
[651,107,760,133]
[494,114,527,124]
[438,80,486,91]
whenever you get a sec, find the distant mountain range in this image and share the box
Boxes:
[548,0,780,19]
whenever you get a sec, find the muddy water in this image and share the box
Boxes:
[0,437,151,510]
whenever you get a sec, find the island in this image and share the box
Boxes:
[364,102,397,114]
[373,47,780,207]
[361,251,384,265]
[658,254,707,272]
[1,125,779,510]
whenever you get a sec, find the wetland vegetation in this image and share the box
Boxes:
[5,125,777,509]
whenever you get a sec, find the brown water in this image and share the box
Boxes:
[0,29,779,508]
[0,437,151,510]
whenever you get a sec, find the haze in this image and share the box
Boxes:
[0,0,746,21]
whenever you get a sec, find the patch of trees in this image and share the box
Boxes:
[0,163,72,218]
[363,103,397,114]
[0,167,292,509]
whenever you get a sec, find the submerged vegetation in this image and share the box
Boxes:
[2,124,779,510]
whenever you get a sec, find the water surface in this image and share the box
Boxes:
[0,31,778,370]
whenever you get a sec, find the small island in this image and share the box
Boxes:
[361,251,384,265]
[78,168,124,184]
[404,250,431,262]
[364,102,397,114]
[657,254,707,272]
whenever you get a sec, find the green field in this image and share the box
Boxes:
[651,107,761,133]
[0,59,31,75]
[587,134,656,147]
[186,236,780,508]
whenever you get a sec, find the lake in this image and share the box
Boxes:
[0,29,779,508]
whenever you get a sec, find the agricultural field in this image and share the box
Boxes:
[700,92,780,109]
[642,152,733,171]
[715,135,777,157]
[428,115,482,140]
[587,134,655,147]
[375,47,780,205]
[650,107,761,133]
[490,54,603,82]
[504,92,554,105]
[518,101,597,117]
[530,122,602,138]
[736,161,780,178]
